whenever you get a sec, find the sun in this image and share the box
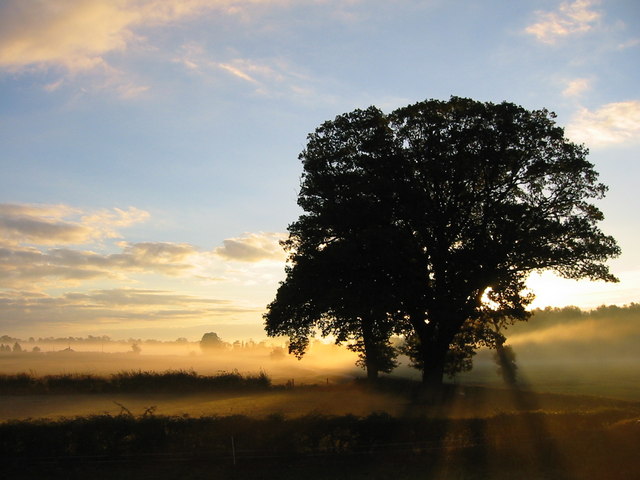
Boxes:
[526,270,635,310]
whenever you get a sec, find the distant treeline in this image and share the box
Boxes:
[519,304,640,331]
[0,370,271,395]
[0,334,194,345]
[509,303,640,333]
[0,333,285,356]
[0,334,272,347]
[496,303,640,361]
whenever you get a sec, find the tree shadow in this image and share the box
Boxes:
[393,378,576,479]
[500,374,575,479]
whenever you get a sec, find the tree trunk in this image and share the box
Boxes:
[420,339,449,388]
[366,361,379,381]
[411,309,466,389]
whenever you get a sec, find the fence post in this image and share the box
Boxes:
[231,435,236,466]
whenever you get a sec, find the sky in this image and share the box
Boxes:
[0,0,638,342]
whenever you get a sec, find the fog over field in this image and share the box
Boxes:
[1,305,639,406]
[0,339,360,383]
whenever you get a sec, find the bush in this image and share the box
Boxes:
[0,370,271,395]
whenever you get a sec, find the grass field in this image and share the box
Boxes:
[2,407,639,479]
[1,344,639,479]
[0,369,639,479]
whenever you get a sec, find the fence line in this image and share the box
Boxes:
[1,429,592,466]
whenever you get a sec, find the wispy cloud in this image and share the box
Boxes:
[566,100,640,146]
[218,62,260,84]
[62,288,223,307]
[617,38,640,50]
[215,232,286,262]
[562,78,591,97]
[216,57,307,96]
[525,0,601,44]
[175,43,320,101]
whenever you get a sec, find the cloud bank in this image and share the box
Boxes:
[0,204,286,288]
[566,101,640,146]
[0,203,286,335]
[0,0,269,72]
[0,204,148,246]
[0,0,297,96]
[0,287,259,330]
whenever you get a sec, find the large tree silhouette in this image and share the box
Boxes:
[265,97,620,386]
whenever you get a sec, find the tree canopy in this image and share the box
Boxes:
[200,332,226,352]
[265,96,620,386]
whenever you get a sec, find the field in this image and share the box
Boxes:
[0,348,639,479]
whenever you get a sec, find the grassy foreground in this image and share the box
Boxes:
[1,373,639,479]
[1,408,639,479]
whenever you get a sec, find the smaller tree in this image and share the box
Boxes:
[493,342,518,385]
[265,106,411,380]
[200,332,226,352]
[399,316,501,378]
[488,316,519,385]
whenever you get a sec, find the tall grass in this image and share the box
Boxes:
[0,369,271,394]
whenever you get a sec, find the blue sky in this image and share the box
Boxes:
[0,0,638,341]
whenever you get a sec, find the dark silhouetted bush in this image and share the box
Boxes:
[0,369,271,395]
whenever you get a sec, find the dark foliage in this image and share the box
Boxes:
[266,97,620,386]
[0,370,271,395]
